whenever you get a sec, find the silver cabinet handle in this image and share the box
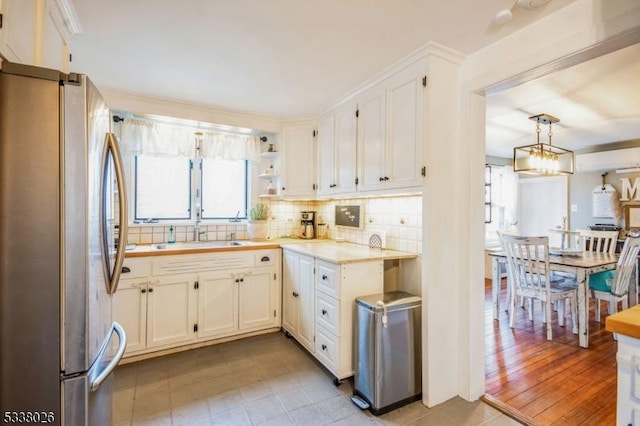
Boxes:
[89,322,127,392]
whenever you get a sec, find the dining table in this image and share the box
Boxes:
[488,250,635,348]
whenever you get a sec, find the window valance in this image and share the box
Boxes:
[120,119,261,163]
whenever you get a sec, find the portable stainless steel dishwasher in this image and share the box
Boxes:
[352,291,422,415]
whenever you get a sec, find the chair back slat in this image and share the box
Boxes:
[609,234,640,297]
[579,230,619,254]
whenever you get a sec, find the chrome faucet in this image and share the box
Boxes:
[193,222,207,241]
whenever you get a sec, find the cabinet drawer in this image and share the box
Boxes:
[316,260,340,297]
[316,291,339,335]
[254,250,277,267]
[315,325,338,372]
[121,258,152,279]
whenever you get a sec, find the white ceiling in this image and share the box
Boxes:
[69,0,638,156]
[485,42,640,158]
[69,0,577,120]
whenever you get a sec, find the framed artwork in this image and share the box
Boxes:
[624,204,640,229]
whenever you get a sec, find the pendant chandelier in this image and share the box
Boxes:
[513,113,574,175]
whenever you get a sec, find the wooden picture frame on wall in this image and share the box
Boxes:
[624,204,640,229]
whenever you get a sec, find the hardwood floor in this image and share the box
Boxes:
[484,278,618,426]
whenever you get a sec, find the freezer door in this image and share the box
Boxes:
[63,322,126,426]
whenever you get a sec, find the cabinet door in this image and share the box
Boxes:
[333,103,357,194]
[282,250,299,333]
[316,113,335,196]
[280,124,316,197]
[198,272,238,339]
[146,275,197,349]
[239,270,278,330]
[385,64,425,189]
[112,280,147,355]
[357,87,387,192]
[0,0,37,64]
[41,3,68,72]
[297,254,315,351]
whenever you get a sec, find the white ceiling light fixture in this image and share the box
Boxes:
[513,113,575,175]
[515,0,553,10]
[494,0,553,26]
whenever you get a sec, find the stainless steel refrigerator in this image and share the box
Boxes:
[0,62,128,425]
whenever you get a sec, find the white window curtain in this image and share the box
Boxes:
[200,131,261,164]
[120,119,260,163]
[121,120,195,158]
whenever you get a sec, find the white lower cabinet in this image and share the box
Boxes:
[615,334,640,425]
[112,278,147,354]
[114,249,281,358]
[146,274,198,349]
[282,248,383,381]
[282,250,315,351]
[198,272,238,338]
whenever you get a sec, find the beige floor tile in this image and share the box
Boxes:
[434,397,503,425]
[316,393,364,422]
[131,412,172,426]
[245,394,288,424]
[132,393,171,419]
[208,388,244,416]
[239,380,273,402]
[171,399,210,425]
[258,412,295,425]
[209,406,252,425]
[287,404,332,426]
[113,332,520,426]
[275,387,313,412]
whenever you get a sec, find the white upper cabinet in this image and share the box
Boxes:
[383,60,425,190]
[334,102,357,194]
[357,59,426,193]
[316,102,357,196]
[0,0,71,71]
[280,123,316,198]
[0,0,37,65]
[316,112,335,196]
[316,58,426,196]
[41,1,69,72]
[357,87,387,192]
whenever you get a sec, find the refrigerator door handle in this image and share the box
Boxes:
[100,132,128,294]
[88,322,127,392]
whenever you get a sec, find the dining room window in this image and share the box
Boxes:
[485,164,518,247]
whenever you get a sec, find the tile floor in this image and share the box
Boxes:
[113,332,521,426]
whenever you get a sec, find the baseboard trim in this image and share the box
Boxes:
[481,394,539,426]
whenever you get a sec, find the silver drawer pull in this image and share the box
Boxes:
[261,256,270,262]
[121,266,131,273]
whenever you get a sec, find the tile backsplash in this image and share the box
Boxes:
[126,195,422,253]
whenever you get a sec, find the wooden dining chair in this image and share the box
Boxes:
[578,229,619,254]
[591,233,640,322]
[501,234,578,340]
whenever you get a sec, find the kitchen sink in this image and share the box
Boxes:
[152,241,247,250]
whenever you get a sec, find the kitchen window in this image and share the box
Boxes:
[120,116,258,224]
[134,155,192,220]
[134,155,248,222]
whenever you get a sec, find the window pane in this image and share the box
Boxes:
[202,158,247,219]
[135,156,191,220]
